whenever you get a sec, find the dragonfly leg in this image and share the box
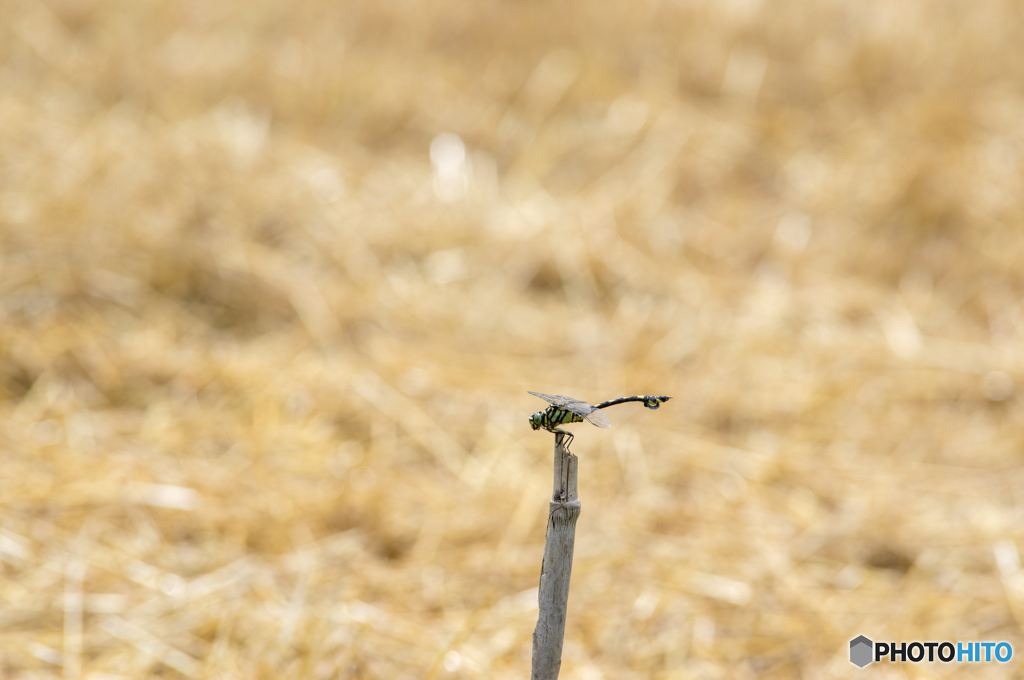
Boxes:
[553,429,574,452]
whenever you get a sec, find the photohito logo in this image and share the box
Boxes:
[849,636,873,668]
[849,635,1013,668]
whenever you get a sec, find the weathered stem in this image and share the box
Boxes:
[530,434,581,680]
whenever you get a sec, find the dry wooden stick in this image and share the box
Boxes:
[531,433,581,680]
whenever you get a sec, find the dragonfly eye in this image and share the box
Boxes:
[529,412,541,430]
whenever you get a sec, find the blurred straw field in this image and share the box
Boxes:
[4,0,1024,677]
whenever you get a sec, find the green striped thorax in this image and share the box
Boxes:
[529,405,584,433]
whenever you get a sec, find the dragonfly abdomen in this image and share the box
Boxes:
[592,395,672,410]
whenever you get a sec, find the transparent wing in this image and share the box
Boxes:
[528,391,595,417]
[584,409,611,429]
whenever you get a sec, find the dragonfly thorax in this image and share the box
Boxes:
[531,405,586,434]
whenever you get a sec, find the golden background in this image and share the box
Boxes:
[3,0,1024,677]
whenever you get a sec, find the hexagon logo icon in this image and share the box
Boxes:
[849,635,873,668]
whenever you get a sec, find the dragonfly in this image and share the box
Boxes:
[528,391,671,450]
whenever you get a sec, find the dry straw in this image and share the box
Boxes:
[2,0,1024,678]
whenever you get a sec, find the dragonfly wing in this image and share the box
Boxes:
[584,409,611,429]
[528,391,588,411]
[528,391,567,406]
[528,391,597,418]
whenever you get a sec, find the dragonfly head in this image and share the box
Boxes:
[529,411,543,430]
